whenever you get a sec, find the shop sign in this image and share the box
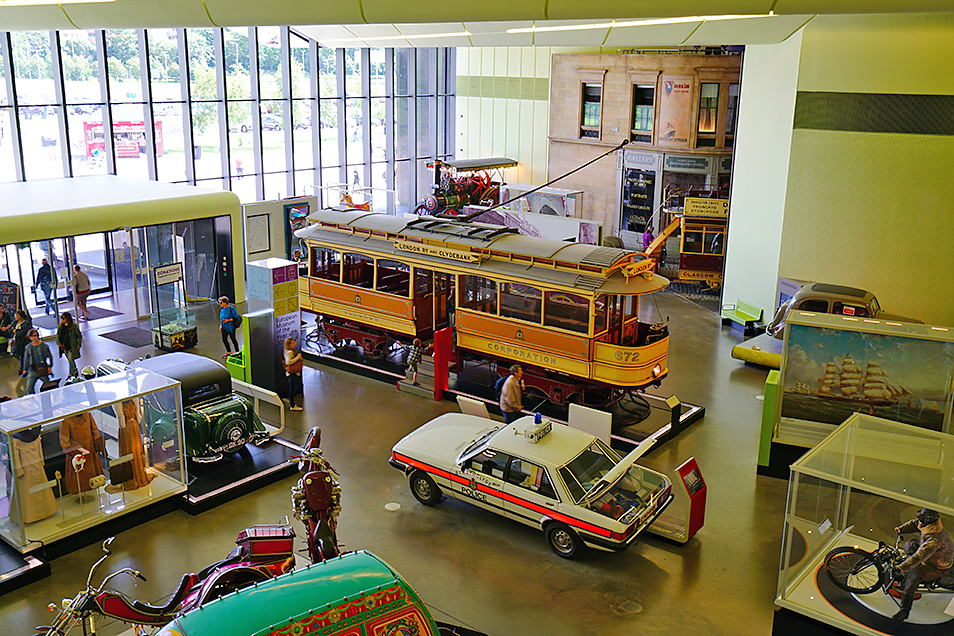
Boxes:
[395,241,481,263]
[684,198,728,217]
[621,168,655,233]
[664,155,711,172]
[154,263,183,286]
[623,150,662,170]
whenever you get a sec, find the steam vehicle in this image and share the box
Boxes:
[296,209,671,407]
[417,157,517,215]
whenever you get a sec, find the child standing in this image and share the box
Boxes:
[405,338,424,386]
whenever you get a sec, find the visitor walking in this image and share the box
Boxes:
[56,312,82,377]
[36,258,55,316]
[218,296,241,356]
[73,264,91,320]
[283,337,304,411]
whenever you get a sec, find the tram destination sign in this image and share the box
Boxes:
[395,241,481,263]
[684,198,728,217]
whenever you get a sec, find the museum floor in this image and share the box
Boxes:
[0,290,787,636]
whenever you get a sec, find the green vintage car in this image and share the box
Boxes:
[97,352,270,463]
[155,551,447,636]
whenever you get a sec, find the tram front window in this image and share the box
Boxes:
[310,247,341,281]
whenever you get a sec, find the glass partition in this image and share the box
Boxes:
[0,369,186,552]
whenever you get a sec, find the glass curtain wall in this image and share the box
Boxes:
[0,29,455,210]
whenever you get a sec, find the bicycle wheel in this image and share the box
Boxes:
[824,546,885,594]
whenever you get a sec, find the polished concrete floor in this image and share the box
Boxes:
[0,290,788,636]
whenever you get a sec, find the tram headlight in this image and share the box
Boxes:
[652,364,662,378]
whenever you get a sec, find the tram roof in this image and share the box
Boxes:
[305,209,634,267]
[299,209,668,295]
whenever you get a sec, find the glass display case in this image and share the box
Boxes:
[150,263,197,351]
[777,413,954,634]
[0,369,187,552]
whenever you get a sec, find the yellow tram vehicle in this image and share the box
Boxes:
[296,209,671,406]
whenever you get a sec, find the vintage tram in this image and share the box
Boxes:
[295,209,671,407]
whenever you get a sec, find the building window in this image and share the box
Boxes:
[580,82,601,139]
[697,82,719,147]
[631,84,655,143]
[725,83,740,148]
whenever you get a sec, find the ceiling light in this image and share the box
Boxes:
[507,14,773,34]
[321,31,470,45]
[0,0,115,5]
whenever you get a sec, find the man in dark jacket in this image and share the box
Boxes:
[36,258,55,315]
[892,508,954,621]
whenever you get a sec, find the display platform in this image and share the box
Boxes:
[0,539,47,597]
[182,437,299,515]
[302,323,705,447]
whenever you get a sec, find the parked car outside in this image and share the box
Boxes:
[767,282,921,339]
[261,114,283,130]
[390,413,673,558]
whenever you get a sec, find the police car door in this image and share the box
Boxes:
[460,448,512,518]
[501,456,560,529]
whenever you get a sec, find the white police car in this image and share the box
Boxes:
[389,413,672,558]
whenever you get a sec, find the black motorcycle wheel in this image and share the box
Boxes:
[824,546,885,594]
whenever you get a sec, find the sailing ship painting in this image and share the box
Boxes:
[780,325,954,431]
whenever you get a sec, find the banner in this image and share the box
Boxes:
[657,76,692,148]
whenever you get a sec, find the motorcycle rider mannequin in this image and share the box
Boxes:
[892,508,954,621]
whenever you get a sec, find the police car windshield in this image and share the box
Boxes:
[458,426,503,462]
[559,440,619,503]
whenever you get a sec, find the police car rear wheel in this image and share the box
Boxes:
[546,523,582,558]
[409,471,441,506]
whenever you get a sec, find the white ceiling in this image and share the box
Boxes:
[0,0,951,47]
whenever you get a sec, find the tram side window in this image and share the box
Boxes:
[500,283,542,324]
[459,275,497,314]
[376,260,410,296]
[544,292,589,333]
[342,252,374,288]
[310,247,341,281]
[415,268,433,296]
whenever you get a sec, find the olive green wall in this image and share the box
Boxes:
[725,13,954,327]
[782,13,954,326]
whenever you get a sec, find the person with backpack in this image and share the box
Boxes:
[218,296,242,356]
[22,329,53,394]
[56,312,82,377]
[498,364,525,424]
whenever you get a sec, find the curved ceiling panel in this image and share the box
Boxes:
[545,0,772,21]
[203,0,365,28]
[601,22,704,48]
[683,14,814,45]
[358,0,548,24]
[774,0,954,13]
[1,5,80,31]
[64,0,213,29]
